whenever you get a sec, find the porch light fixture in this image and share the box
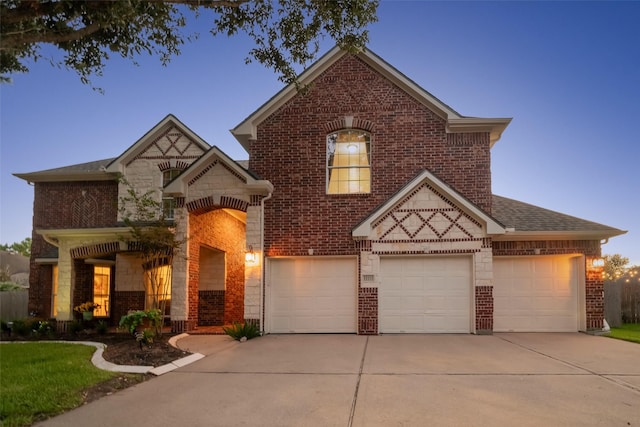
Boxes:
[245,246,257,265]
[591,258,605,268]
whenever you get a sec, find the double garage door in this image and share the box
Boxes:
[269,255,472,334]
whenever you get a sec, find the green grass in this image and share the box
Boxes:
[608,323,640,344]
[0,342,117,427]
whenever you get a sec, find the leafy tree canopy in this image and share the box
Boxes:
[0,238,31,257]
[603,253,630,281]
[0,0,379,86]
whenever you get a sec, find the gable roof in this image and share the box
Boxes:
[492,195,627,240]
[104,114,211,174]
[232,46,512,150]
[352,170,506,238]
[13,114,213,183]
[163,145,273,196]
[14,158,117,183]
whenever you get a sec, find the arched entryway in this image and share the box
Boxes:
[187,207,246,329]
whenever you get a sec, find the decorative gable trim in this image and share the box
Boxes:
[352,170,505,239]
[164,146,273,196]
[105,114,210,174]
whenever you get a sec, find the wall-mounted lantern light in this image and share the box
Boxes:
[245,246,257,265]
[591,258,605,268]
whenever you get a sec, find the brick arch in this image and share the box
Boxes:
[322,117,376,134]
[157,160,190,172]
[70,241,121,259]
[185,195,249,216]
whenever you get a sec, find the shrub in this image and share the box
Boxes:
[95,320,109,335]
[118,309,162,334]
[68,320,84,335]
[223,322,261,341]
[10,319,32,337]
[33,320,53,338]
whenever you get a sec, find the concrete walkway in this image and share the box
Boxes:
[35,333,640,427]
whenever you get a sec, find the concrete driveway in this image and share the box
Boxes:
[36,333,640,427]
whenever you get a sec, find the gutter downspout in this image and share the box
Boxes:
[260,192,273,334]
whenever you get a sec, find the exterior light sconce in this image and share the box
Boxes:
[245,246,257,265]
[591,258,605,269]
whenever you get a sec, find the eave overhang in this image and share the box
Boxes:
[13,171,118,183]
[36,227,131,247]
[493,229,628,242]
[447,117,512,148]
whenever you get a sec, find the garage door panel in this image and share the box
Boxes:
[270,258,356,333]
[380,256,472,334]
[494,256,578,332]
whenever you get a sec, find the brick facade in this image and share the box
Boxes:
[475,286,493,333]
[188,209,246,328]
[250,54,492,258]
[21,51,616,335]
[198,290,225,326]
[29,181,118,318]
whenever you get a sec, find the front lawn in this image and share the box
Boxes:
[0,342,117,426]
[608,323,640,344]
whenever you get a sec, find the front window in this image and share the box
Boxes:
[93,265,111,317]
[327,130,371,194]
[162,168,182,186]
[162,168,181,219]
[162,197,176,220]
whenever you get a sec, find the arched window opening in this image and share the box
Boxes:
[326,130,371,194]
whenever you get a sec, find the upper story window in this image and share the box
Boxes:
[162,168,182,187]
[327,130,371,194]
[161,168,182,220]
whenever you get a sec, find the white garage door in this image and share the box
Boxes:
[269,257,357,333]
[493,256,579,332]
[380,256,472,333]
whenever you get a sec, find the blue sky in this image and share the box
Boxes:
[1,1,638,264]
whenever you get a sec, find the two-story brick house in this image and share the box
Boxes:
[15,46,625,334]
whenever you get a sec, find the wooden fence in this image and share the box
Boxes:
[0,290,28,321]
[605,281,640,327]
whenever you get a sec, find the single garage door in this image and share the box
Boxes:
[493,256,579,332]
[269,257,357,333]
[379,256,472,333]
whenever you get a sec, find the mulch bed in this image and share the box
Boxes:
[2,330,194,405]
